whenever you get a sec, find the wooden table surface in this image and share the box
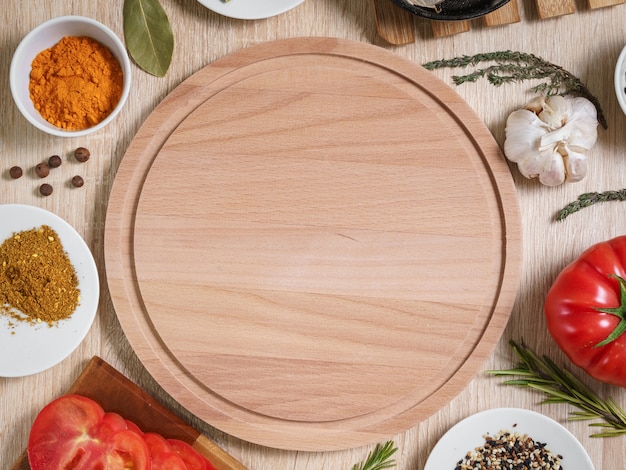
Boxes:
[2,1,626,469]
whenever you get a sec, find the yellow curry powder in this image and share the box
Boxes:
[0,225,80,325]
[29,35,123,130]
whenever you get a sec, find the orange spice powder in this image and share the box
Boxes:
[29,35,124,130]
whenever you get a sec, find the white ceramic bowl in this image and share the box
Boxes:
[615,44,626,116]
[9,16,131,137]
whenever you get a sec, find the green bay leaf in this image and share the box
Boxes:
[123,0,174,77]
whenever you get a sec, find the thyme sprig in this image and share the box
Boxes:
[351,440,398,470]
[487,340,626,437]
[556,189,626,221]
[423,51,607,129]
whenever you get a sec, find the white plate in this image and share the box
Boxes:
[196,0,305,20]
[614,43,626,116]
[0,204,99,377]
[425,408,594,470]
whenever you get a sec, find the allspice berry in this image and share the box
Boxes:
[71,175,84,188]
[35,162,50,178]
[9,166,23,179]
[74,147,91,163]
[48,155,62,168]
[39,183,53,196]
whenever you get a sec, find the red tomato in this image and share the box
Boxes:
[545,235,626,387]
[28,394,150,470]
[124,418,144,436]
[168,439,213,470]
[143,432,187,469]
[99,412,129,439]
[143,432,173,454]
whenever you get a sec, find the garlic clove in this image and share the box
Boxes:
[537,148,567,186]
[504,110,549,165]
[523,96,546,114]
[563,148,588,183]
[512,144,564,185]
[566,97,598,150]
[537,95,568,129]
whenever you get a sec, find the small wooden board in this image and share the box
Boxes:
[431,19,471,36]
[588,0,625,9]
[372,0,416,44]
[535,0,575,18]
[104,37,522,452]
[483,0,521,26]
[11,357,246,470]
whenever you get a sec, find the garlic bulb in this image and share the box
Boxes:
[503,95,598,186]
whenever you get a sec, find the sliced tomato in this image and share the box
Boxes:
[143,432,187,470]
[142,432,173,454]
[28,394,150,470]
[168,439,211,470]
[124,418,144,436]
[108,429,152,468]
[99,412,129,439]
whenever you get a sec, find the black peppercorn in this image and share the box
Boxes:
[9,166,23,179]
[74,147,91,163]
[48,155,62,168]
[39,183,53,196]
[71,175,84,188]
[35,162,50,178]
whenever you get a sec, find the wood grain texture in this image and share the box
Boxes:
[431,19,471,36]
[588,0,625,9]
[372,0,416,44]
[11,357,246,470]
[4,1,626,469]
[535,0,575,18]
[104,37,522,451]
[483,0,521,26]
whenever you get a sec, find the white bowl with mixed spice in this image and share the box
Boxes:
[9,15,131,137]
[425,408,594,470]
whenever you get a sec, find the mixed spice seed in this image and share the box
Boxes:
[7,147,90,196]
[455,430,563,470]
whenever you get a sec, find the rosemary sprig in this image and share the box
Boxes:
[487,340,626,437]
[556,189,626,221]
[351,440,398,470]
[423,51,607,129]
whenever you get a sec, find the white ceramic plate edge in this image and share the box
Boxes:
[196,0,305,20]
[0,204,100,377]
[614,44,626,116]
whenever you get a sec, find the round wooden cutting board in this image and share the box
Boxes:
[104,37,522,451]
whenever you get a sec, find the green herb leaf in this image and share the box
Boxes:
[487,340,626,437]
[351,441,398,470]
[123,0,174,77]
[556,189,626,221]
[423,50,607,129]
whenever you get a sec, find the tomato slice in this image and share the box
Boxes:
[143,432,187,470]
[108,429,151,469]
[124,418,144,436]
[142,432,173,454]
[99,412,129,439]
[168,439,211,470]
[28,394,150,470]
